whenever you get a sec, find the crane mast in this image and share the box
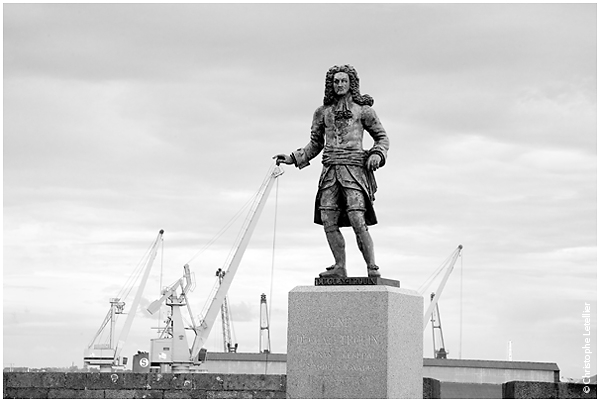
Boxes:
[216,268,237,353]
[259,293,271,353]
[430,292,448,359]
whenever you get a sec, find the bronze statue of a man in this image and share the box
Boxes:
[274,64,389,279]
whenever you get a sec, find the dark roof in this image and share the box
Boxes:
[423,358,559,372]
[206,352,558,372]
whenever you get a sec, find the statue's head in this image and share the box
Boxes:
[323,64,374,107]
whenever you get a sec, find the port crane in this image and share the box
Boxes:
[420,245,463,358]
[146,165,284,372]
[146,263,197,372]
[83,229,164,371]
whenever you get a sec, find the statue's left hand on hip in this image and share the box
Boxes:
[366,154,381,171]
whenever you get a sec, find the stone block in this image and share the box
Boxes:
[86,372,126,389]
[164,389,208,399]
[76,389,106,399]
[3,387,49,399]
[63,372,88,389]
[192,373,229,390]
[104,389,137,399]
[47,388,103,399]
[422,377,441,399]
[206,390,254,398]
[251,390,288,399]
[503,381,597,399]
[223,374,286,391]
[122,372,151,389]
[4,372,43,388]
[104,389,163,398]
[41,372,65,388]
[167,373,196,390]
[560,382,597,399]
[148,373,175,390]
[287,285,423,399]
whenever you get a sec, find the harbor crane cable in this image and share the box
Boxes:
[417,246,462,295]
[264,175,280,374]
[116,237,159,301]
[95,233,165,347]
[459,250,464,359]
[268,175,279,331]
[184,163,278,268]
[184,194,256,266]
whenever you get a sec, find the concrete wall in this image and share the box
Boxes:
[440,382,502,399]
[203,352,286,375]
[3,372,442,399]
[423,366,555,384]
[503,381,597,399]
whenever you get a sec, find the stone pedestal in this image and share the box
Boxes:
[287,285,423,399]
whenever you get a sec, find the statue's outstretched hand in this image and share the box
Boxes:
[273,154,294,166]
[366,154,382,171]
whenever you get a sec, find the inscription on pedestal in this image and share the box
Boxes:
[314,276,400,287]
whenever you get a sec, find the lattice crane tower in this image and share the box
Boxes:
[259,293,271,353]
[430,292,448,359]
[216,268,237,353]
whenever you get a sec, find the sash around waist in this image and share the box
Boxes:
[322,148,367,167]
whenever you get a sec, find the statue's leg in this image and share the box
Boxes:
[322,210,346,270]
[318,185,347,278]
[346,189,380,278]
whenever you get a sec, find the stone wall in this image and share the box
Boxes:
[3,372,287,399]
[3,373,441,399]
[503,381,597,399]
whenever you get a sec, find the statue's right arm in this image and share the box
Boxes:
[289,107,326,170]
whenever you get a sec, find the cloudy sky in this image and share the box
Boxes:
[4,3,596,380]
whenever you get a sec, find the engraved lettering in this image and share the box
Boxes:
[338,334,381,346]
[314,277,382,286]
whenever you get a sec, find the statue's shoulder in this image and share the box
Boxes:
[360,104,377,117]
[315,104,328,113]
[360,103,375,112]
[313,105,329,118]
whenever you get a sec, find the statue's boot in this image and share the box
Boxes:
[367,264,381,278]
[319,265,348,278]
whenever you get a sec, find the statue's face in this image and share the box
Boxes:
[333,72,350,96]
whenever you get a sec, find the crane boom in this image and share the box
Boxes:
[114,229,164,360]
[84,229,164,370]
[190,165,283,360]
[423,245,462,331]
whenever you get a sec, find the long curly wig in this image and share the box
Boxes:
[323,65,374,107]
